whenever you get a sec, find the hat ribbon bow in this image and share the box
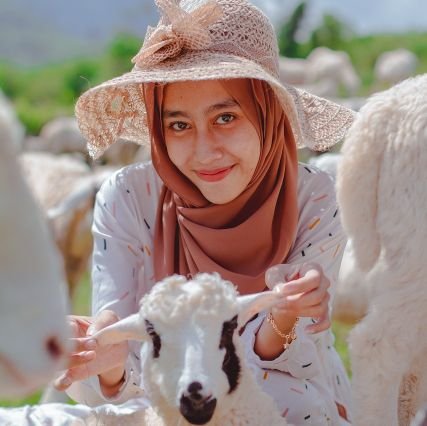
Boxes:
[132,0,223,68]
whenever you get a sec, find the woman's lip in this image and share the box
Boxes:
[195,166,234,182]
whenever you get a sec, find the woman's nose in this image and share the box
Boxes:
[194,132,222,164]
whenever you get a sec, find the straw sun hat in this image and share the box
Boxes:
[76,0,356,159]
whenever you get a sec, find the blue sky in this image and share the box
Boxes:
[253,0,427,35]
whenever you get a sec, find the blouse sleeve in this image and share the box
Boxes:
[66,168,148,406]
[242,165,347,380]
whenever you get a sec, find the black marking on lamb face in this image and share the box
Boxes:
[219,315,241,393]
[145,319,161,358]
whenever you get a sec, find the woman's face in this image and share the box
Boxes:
[162,80,261,204]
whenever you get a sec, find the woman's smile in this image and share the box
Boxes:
[195,165,234,182]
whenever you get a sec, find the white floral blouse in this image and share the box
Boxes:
[65,161,352,425]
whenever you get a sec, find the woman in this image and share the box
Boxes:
[56,0,355,424]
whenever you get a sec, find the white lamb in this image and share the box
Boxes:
[86,273,293,426]
[336,74,427,426]
[0,112,70,398]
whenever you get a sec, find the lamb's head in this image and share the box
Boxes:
[0,113,70,398]
[94,272,284,425]
[337,74,427,275]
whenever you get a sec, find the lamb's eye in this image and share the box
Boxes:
[145,319,161,358]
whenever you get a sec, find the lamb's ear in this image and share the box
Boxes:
[237,291,281,328]
[336,107,385,272]
[91,313,148,346]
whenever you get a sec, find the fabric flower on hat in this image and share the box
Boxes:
[132,0,223,68]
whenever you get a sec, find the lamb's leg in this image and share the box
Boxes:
[349,312,409,426]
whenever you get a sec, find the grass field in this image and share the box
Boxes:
[0,273,354,407]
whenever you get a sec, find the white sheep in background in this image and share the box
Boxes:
[39,116,87,156]
[305,47,361,98]
[279,47,361,99]
[374,48,419,87]
[0,113,70,398]
[20,152,99,297]
[85,273,293,426]
[336,74,427,426]
[278,56,307,85]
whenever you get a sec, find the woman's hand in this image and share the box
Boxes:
[254,262,331,360]
[54,310,129,396]
[270,262,331,334]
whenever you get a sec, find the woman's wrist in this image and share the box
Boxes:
[98,365,126,398]
[254,311,298,360]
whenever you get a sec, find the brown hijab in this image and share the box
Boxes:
[143,79,299,295]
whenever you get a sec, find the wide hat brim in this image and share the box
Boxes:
[75,50,356,159]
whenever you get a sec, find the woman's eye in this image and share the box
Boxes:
[216,114,235,124]
[170,121,189,131]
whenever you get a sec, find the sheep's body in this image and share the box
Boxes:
[39,117,87,155]
[0,112,69,398]
[279,47,360,98]
[337,74,427,425]
[89,274,291,425]
[374,49,418,87]
[20,152,98,296]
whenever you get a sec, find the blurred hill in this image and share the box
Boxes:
[0,0,159,66]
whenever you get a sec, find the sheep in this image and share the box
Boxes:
[305,47,361,98]
[85,273,293,425]
[19,152,99,297]
[39,116,88,156]
[336,74,427,425]
[374,48,419,87]
[0,112,70,398]
[279,47,361,98]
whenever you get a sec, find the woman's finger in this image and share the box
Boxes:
[275,296,329,319]
[277,268,327,296]
[70,337,97,353]
[66,350,96,369]
[67,315,93,338]
[305,311,331,334]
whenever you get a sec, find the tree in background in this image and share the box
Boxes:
[108,33,141,75]
[309,14,353,51]
[278,1,307,58]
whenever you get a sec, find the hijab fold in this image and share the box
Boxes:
[144,79,299,294]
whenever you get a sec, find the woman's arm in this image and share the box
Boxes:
[61,167,151,405]
[246,166,346,378]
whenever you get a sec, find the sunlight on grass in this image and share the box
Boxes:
[332,321,354,377]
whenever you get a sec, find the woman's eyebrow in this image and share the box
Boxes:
[163,99,239,119]
[206,99,239,113]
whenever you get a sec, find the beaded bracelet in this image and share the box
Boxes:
[266,312,299,350]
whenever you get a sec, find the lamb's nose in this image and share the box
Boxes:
[45,336,64,360]
[187,381,203,400]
